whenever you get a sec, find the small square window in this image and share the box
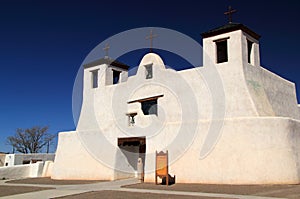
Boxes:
[141,99,157,115]
[145,65,153,79]
[91,70,98,88]
[216,40,228,63]
[126,112,137,126]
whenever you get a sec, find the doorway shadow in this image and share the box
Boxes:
[114,137,146,180]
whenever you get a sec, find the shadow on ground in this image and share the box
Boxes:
[0,185,53,197]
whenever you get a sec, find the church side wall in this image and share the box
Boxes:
[145,117,300,184]
[243,64,300,119]
[179,66,259,119]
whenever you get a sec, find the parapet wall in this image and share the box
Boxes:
[0,162,44,179]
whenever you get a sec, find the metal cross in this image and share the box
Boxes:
[146,29,157,52]
[103,43,110,57]
[224,6,237,23]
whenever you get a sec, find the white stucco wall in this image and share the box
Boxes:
[51,131,114,180]
[164,117,300,184]
[42,161,54,177]
[0,162,44,179]
[244,64,300,119]
[4,154,15,167]
[52,28,300,184]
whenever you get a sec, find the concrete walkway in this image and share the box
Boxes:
[0,178,138,199]
[0,179,287,199]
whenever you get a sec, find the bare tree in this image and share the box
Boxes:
[7,126,55,154]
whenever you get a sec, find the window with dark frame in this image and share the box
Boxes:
[113,70,121,85]
[141,99,157,115]
[127,95,163,116]
[247,40,253,64]
[216,40,228,63]
[91,70,98,88]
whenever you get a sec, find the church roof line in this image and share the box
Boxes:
[201,23,261,40]
[83,57,130,70]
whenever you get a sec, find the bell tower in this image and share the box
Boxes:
[201,7,261,68]
[202,23,261,67]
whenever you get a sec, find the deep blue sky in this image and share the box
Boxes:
[0,0,299,153]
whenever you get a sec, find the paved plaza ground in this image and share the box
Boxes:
[0,177,300,198]
[6,177,104,185]
[55,190,228,199]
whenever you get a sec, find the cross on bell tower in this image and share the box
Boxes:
[224,6,237,24]
[146,29,157,52]
[103,43,110,58]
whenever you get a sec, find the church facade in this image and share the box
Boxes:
[51,23,300,184]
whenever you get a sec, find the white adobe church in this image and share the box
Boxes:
[51,22,300,184]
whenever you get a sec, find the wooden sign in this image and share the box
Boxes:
[156,155,167,176]
[155,150,169,185]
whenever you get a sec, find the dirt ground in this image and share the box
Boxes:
[124,183,300,198]
[0,185,53,197]
[54,190,229,199]
[5,177,105,185]
[2,178,300,198]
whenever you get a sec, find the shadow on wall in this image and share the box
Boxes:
[287,120,300,182]
[114,144,146,180]
[0,154,6,167]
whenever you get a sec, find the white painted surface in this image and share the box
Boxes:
[29,162,44,177]
[52,27,300,184]
[4,154,15,167]
[51,131,113,180]
[0,162,44,179]
[42,161,53,177]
